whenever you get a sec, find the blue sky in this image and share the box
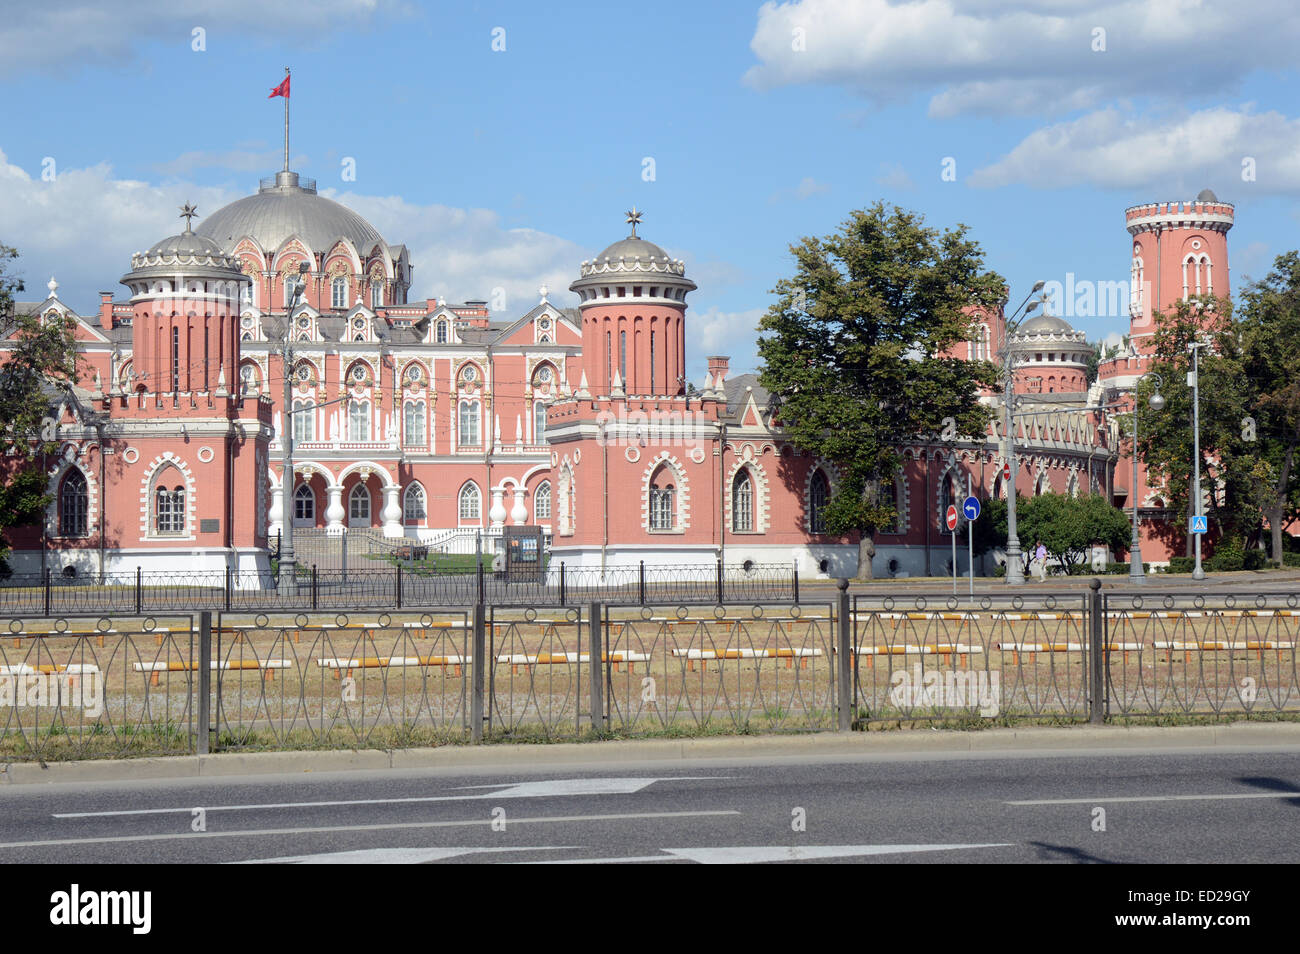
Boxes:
[4,1,1300,380]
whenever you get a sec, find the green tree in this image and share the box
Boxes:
[1237,251,1300,564]
[1133,295,1256,557]
[1017,493,1132,573]
[757,203,1003,578]
[0,243,81,570]
[973,493,1130,574]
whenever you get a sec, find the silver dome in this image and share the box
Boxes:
[593,235,673,265]
[1196,187,1219,202]
[146,230,226,257]
[1018,314,1076,335]
[197,171,385,255]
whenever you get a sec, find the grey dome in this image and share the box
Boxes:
[1196,188,1218,202]
[146,230,226,258]
[197,172,385,254]
[593,235,674,265]
[1018,313,1076,335]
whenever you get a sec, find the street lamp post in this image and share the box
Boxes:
[1189,340,1206,580]
[1001,281,1046,585]
[1128,372,1165,584]
[277,262,310,596]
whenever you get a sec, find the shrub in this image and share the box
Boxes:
[1284,552,1300,568]
[1207,541,1244,572]
[1167,557,1194,574]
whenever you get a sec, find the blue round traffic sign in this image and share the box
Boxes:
[963,496,981,520]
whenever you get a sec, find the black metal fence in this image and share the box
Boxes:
[1,580,1296,761]
[0,561,800,615]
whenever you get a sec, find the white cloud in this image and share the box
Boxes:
[745,0,1300,118]
[970,106,1300,192]
[0,148,590,318]
[876,162,915,190]
[0,1,399,76]
[0,148,242,307]
[337,192,586,311]
[769,176,831,203]
[686,307,766,377]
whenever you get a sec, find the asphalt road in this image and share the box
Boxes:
[2,742,1298,864]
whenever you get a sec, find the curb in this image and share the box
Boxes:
[2,722,1299,786]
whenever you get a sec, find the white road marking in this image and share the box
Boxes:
[1007,791,1300,806]
[0,810,740,850]
[52,777,723,819]
[237,846,575,864]
[528,844,1014,864]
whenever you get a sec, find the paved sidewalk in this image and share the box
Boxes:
[3,721,1298,786]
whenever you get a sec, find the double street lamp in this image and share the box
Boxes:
[1127,372,1166,583]
[1001,281,1047,585]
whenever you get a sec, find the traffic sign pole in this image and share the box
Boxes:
[952,509,957,596]
[945,504,959,595]
[967,475,973,600]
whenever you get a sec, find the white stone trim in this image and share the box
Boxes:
[724,456,769,534]
[140,452,197,540]
[45,457,98,540]
[802,459,839,534]
[642,452,690,533]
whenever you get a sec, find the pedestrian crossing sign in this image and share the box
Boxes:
[1190,515,1208,534]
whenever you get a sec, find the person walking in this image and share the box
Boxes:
[1035,540,1048,581]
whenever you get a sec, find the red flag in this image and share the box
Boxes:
[269,75,290,99]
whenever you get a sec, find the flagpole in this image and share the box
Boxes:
[283,67,290,173]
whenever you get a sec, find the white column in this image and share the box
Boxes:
[382,484,403,537]
[268,480,284,538]
[489,487,507,527]
[325,485,345,533]
[510,488,527,525]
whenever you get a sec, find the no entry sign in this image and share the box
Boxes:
[945,504,959,531]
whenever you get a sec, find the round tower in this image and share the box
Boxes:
[1124,188,1233,351]
[1011,313,1090,395]
[121,204,249,396]
[568,209,696,396]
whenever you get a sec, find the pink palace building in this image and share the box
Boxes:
[0,164,1233,579]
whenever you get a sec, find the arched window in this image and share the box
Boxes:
[155,479,185,535]
[331,277,347,309]
[534,400,547,442]
[459,483,481,521]
[649,465,676,531]
[348,483,371,526]
[292,398,314,443]
[436,320,449,344]
[294,483,315,524]
[370,280,383,309]
[59,469,88,537]
[535,481,552,520]
[880,476,904,534]
[348,400,370,441]
[732,470,753,532]
[458,400,480,447]
[403,483,426,524]
[808,470,828,534]
[404,401,426,446]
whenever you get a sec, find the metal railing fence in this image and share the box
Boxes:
[0,580,1296,760]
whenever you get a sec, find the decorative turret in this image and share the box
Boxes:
[121,203,249,396]
[569,208,696,397]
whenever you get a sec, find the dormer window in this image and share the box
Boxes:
[436,320,449,343]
